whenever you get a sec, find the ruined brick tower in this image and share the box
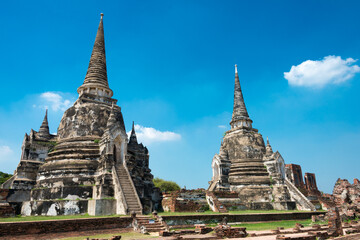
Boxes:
[15,14,160,216]
[208,65,315,211]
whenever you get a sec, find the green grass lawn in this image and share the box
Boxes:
[0,209,325,222]
[60,232,157,240]
[212,219,315,230]
[0,214,127,222]
[188,219,327,231]
[157,209,323,216]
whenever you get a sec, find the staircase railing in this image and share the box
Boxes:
[285,178,316,211]
[207,179,218,192]
[120,163,143,214]
[112,165,128,215]
[206,191,228,213]
[1,175,16,189]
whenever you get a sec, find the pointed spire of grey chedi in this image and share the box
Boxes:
[230,64,253,129]
[38,109,50,139]
[266,137,273,155]
[77,13,113,98]
[129,121,138,144]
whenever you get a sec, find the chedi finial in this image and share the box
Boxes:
[235,64,238,74]
[101,13,104,19]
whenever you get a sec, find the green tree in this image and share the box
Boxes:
[0,171,13,185]
[153,177,180,192]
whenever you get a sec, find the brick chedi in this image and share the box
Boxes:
[17,14,160,216]
[208,65,315,211]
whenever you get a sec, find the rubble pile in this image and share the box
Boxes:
[332,178,360,220]
[213,224,247,238]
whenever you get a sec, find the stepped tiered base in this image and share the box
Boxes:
[22,136,102,216]
[33,136,100,200]
[228,158,272,203]
[228,159,271,185]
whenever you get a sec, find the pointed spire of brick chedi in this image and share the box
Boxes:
[129,121,138,144]
[230,64,253,129]
[38,109,50,139]
[77,13,115,102]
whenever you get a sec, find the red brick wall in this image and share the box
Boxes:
[0,189,10,201]
[286,164,305,189]
[304,173,318,193]
[162,190,207,212]
[0,217,132,237]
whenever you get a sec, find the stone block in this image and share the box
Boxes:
[88,199,116,216]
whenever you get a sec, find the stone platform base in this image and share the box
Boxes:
[218,198,296,211]
[21,200,89,216]
[88,199,116,216]
[21,199,119,216]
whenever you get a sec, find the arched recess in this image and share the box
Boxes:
[211,155,221,181]
[110,130,128,166]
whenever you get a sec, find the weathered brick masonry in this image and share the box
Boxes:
[0,217,132,237]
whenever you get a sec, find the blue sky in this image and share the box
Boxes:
[1,1,359,193]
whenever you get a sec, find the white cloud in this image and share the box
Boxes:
[127,124,181,145]
[284,55,360,88]
[40,92,72,111]
[218,125,227,129]
[0,145,14,162]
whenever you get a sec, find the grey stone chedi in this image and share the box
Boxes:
[3,14,160,216]
[208,65,316,211]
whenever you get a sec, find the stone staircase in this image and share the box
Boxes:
[285,178,316,211]
[206,191,228,213]
[115,165,142,214]
[134,215,168,233]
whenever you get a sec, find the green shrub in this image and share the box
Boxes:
[153,177,180,192]
[0,171,13,185]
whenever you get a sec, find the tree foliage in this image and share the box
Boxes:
[153,177,180,192]
[0,171,12,185]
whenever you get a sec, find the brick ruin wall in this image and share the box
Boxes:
[332,178,360,220]
[162,189,208,212]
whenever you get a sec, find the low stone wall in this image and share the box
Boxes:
[162,211,325,226]
[218,198,296,211]
[0,217,132,236]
